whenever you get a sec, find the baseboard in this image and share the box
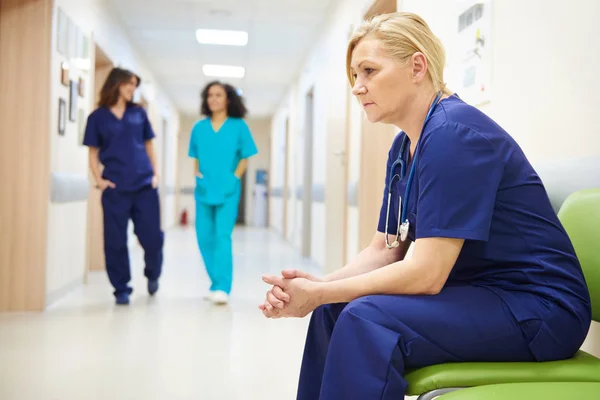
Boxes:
[45,276,83,308]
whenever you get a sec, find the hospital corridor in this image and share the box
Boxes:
[2,0,600,399]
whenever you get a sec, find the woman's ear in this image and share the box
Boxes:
[411,52,428,83]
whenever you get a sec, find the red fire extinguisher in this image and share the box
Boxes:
[180,209,188,226]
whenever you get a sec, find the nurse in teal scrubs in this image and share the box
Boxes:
[188,81,258,305]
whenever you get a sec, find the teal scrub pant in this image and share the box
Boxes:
[194,191,240,294]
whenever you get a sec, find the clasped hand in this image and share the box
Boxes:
[259,269,322,318]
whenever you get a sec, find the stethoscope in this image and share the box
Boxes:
[385,91,443,249]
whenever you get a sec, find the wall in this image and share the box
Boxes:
[177,115,272,227]
[45,0,180,305]
[268,111,289,235]
[0,0,53,311]
[398,0,600,163]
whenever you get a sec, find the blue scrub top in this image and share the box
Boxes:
[378,95,591,327]
[188,117,258,205]
[83,105,155,192]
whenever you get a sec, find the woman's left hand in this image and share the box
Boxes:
[152,175,159,189]
[259,276,323,318]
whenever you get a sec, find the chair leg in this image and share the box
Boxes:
[416,387,466,400]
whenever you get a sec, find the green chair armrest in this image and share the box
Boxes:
[438,382,600,399]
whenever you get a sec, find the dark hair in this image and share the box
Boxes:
[98,67,141,108]
[200,81,247,118]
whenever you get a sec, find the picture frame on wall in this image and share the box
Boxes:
[67,17,75,60]
[69,80,78,122]
[78,109,86,145]
[57,8,68,56]
[82,36,90,60]
[76,27,84,59]
[58,98,66,136]
[61,62,70,86]
[78,77,85,97]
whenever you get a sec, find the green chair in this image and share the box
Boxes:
[404,188,600,400]
[437,382,600,399]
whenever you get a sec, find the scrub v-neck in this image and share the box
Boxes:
[109,107,126,121]
[211,118,228,134]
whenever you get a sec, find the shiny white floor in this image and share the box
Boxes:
[0,226,322,400]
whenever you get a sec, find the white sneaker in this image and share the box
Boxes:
[211,290,229,305]
[203,292,215,301]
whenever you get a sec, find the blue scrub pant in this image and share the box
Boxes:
[194,192,240,294]
[101,186,164,296]
[297,286,540,400]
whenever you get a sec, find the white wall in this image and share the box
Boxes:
[269,110,289,234]
[400,0,600,163]
[46,0,180,302]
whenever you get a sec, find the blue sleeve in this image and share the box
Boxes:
[415,122,504,241]
[142,109,155,141]
[82,113,101,147]
[377,134,403,234]
[188,123,198,159]
[239,121,258,159]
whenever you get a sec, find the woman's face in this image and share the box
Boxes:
[350,38,423,125]
[207,84,228,114]
[119,76,138,102]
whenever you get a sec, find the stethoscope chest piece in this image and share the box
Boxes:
[400,221,409,242]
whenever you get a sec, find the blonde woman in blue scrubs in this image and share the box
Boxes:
[188,81,258,305]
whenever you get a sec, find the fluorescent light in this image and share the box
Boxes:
[195,29,248,46]
[202,64,245,78]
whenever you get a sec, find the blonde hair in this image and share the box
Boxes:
[346,12,452,95]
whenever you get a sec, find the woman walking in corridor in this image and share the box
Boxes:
[188,81,258,305]
[83,67,164,305]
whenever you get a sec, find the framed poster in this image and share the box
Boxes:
[82,36,90,60]
[69,80,78,122]
[449,0,493,106]
[56,8,68,56]
[67,17,76,60]
[78,109,86,144]
[61,62,70,86]
[58,98,66,136]
[78,77,85,97]
[75,27,84,59]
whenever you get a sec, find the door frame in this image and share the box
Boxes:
[282,117,291,237]
[85,42,114,275]
[301,88,314,258]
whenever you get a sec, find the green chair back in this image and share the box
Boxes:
[558,188,600,322]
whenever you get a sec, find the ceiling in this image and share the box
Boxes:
[106,0,339,118]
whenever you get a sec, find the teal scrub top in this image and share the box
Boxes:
[188,117,258,205]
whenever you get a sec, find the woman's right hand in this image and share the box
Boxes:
[196,171,203,179]
[97,179,116,192]
[262,269,322,310]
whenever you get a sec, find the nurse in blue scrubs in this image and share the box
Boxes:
[188,81,258,305]
[84,67,163,305]
[260,13,592,400]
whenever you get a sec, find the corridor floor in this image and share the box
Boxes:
[0,226,321,400]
